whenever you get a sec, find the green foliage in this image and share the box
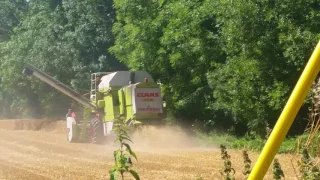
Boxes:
[298,148,320,180]
[273,159,284,180]
[219,145,235,180]
[0,0,125,118]
[110,0,220,123]
[278,137,298,154]
[109,116,140,180]
[0,0,27,42]
[110,0,320,136]
[195,130,300,154]
[206,0,318,136]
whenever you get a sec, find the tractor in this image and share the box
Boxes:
[22,64,167,144]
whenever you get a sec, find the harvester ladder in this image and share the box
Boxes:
[90,73,97,103]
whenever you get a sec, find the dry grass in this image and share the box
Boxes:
[0,120,303,180]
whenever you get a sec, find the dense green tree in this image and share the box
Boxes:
[0,0,27,42]
[0,0,125,118]
[0,0,28,117]
[110,0,224,127]
[111,0,320,136]
[207,0,320,136]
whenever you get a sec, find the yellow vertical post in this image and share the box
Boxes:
[248,41,320,180]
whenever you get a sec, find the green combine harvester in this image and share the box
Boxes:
[22,64,167,144]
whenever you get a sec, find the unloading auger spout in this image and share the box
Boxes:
[22,63,97,110]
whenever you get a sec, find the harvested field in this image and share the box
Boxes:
[0,119,300,180]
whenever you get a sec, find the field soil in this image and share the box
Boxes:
[0,119,300,180]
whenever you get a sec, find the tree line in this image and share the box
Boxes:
[0,0,319,137]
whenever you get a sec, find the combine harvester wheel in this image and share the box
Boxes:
[90,118,104,144]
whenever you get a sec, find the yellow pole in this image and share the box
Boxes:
[248,41,320,180]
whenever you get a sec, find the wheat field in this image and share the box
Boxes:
[0,120,300,180]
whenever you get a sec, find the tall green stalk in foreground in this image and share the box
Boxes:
[109,116,140,180]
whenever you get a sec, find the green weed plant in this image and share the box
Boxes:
[242,150,251,178]
[272,158,284,180]
[220,144,235,180]
[109,116,140,180]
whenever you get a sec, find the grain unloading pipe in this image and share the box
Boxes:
[22,64,97,110]
[248,41,320,179]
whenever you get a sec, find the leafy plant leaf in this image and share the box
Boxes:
[123,143,138,161]
[113,151,119,163]
[129,170,140,180]
[109,170,118,180]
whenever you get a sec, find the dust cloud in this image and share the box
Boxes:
[0,119,66,132]
[0,119,218,152]
[127,125,218,152]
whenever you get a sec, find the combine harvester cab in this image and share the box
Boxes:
[22,64,167,144]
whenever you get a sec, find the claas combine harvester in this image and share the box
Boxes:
[23,64,167,144]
